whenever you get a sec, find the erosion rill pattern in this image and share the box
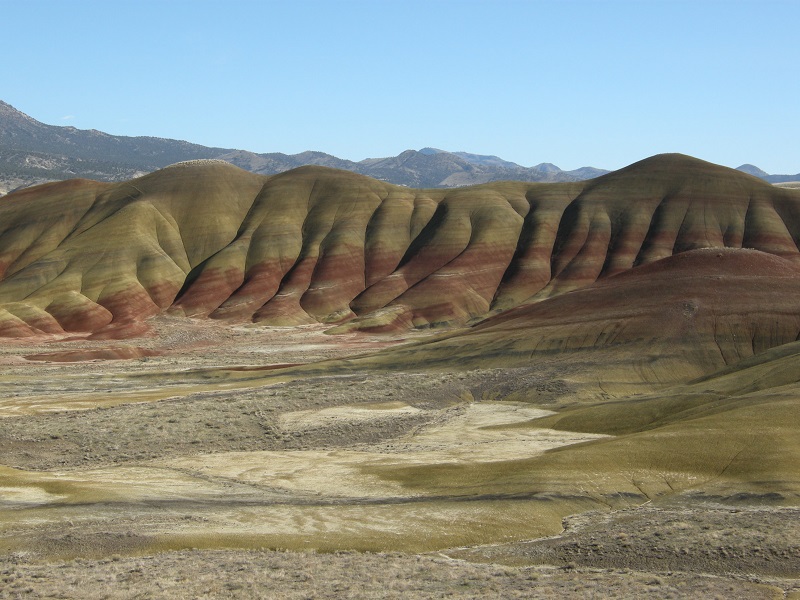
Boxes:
[1,153,799,339]
[371,247,800,386]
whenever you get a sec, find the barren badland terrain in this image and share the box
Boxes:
[1,153,799,598]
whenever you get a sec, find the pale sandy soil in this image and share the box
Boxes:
[0,398,607,555]
[155,402,608,500]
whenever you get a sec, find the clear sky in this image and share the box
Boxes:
[2,0,798,173]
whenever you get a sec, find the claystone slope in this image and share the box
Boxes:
[0,153,799,339]
[353,247,800,388]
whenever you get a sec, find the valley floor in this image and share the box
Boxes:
[0,318,798,598]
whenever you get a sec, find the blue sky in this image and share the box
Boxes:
[2,0,798,172]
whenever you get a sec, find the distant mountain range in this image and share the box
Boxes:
[734,163,800,184]
[1,100,797,195]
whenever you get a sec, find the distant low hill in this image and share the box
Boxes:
[736,163,800,184]
[0,101,228,194]
[0,99,602,193]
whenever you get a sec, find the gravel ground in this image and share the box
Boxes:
[0,548,791,599]
[451,504,800,579]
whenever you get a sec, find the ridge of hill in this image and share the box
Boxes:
[1,152,799,345]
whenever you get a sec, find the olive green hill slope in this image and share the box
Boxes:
[379,340,800,503]
[365,376,800,505]
[1,154,799,339]
[344,267,800,505]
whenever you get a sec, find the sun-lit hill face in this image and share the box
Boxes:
[0,153,799,340]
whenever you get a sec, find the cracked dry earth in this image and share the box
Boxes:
[0,318,799,598]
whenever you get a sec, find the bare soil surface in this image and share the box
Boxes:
[450,504,800,579]
[1,318,799,598]
[0,549,790,599]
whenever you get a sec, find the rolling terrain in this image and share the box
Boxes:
[1,153,799,598]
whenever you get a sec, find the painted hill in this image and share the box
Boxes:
[358,247,800,389]
[253,244,800,511]
[1,153,799,341]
